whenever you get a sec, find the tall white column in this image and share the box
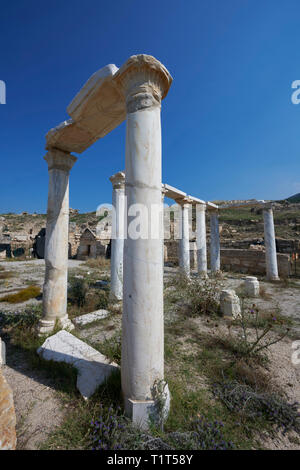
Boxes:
[196,203,207,275]
[263,206,279,280]
[177,199,191,276]
[210,210,220,273]
[38,148,77,334]
[115,55,172,428]
[109,172,125,301]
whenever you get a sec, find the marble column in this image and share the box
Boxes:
[115,55,172,428]
[38,148,77,334]
[177,199,191,277]
[210,210,220,273]
[196,203,207,275]
[109,171,125,301]
[263,206,279,280]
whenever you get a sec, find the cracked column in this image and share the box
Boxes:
[177,198,191,277]
[196,203,207,275]
[38,148,77,334]
[109,171,125,301]
[210,210,220,273]
[263,205,279,280]
[115,55,172,428]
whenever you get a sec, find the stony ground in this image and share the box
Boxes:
[0,259,299,450]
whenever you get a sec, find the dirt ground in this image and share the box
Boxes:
[0,260,299,450]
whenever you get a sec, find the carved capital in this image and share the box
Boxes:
[44,148,77,172]
[114,54,172,113]
[110,171,125,189]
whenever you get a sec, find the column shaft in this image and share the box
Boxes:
[263,207,279,280]
[196,204,207,275]
[38,149,77,334]
[115,55,172,428]
[110,173,125,301]
[210,211,220,273]
[179,203,190,276]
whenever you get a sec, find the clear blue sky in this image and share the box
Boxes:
[1,0,300,213]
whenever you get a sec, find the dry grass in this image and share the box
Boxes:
[0,285,41,303]
[84,257,110,270]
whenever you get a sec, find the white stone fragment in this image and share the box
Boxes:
[244,276,260,297]
[72,310,109,326]
[0,338,5,366]
[220,289,241,319]
[37,330,118,399]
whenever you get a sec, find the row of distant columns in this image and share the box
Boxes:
[109,195,280,289]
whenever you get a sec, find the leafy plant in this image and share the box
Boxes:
[226,302,289,359]
[68,277,88,307]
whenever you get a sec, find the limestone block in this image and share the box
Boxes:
[244,276,260,297]
[0,338,6,365]
[220,289,241,319]
[0,369,16,450]
[72,310,109,326]
[37,330,118,399]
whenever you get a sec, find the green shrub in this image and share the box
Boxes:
[68,277,88,307]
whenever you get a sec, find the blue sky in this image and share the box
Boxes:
[1,0,300,213]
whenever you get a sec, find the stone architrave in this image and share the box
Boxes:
[196,203,207,275]
[38,149,77,335]
[109,171,125,301]
[263,206,279,281]
[210,210,220,273]
[114,55,172,429]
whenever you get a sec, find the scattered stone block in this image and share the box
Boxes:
[0,338,6,365]
[0,369,17,450]
[37,330,118,399]
[244,276,259,297]
[72,309,109,326]
[220,289,241,319]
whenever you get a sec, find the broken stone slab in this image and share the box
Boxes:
[0,338,5,365]
[37,330,118,399]
[220,289,241,319]
[72,309,109,326]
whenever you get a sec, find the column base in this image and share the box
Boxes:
[267,276,280,282]
[124,383,170,430]
[37,315,74,336]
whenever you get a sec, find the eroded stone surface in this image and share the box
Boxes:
[244,276,260,297]
[0,369,16,450]
[37,330,118,399]
[72,310,109,326]
[220,289,241,319]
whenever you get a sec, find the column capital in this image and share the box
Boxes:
[110,171,125,189]
[175,196,192,206]
[44,148,77,172]
[114,54,172,113]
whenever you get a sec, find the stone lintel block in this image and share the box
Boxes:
[37,330,118,399]
[73,310,109,326]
